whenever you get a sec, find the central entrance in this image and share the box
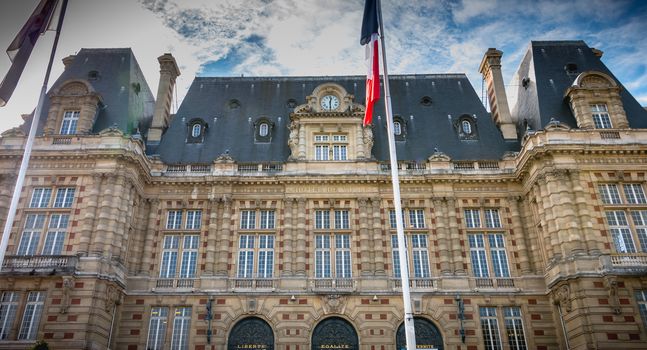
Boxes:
[311,317,359,350]
[227,317,274,350]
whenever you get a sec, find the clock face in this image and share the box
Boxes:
[320,95,340,111]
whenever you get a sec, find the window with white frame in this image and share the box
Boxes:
[53,188,75,208]
[236,234,275,278]
[389,209,426,229]
[468,233,510,278]
[599,183,647,254]
[315,234,351,278]
[191,124,201,138]
[170,307,191,350]
[60,110,80,135]
[185,210,202,230]
[18,292,44,340]
[394,121,402,135]
[17,214,69,256]
[165,209,202,230]
[29,188,52,208]
[464,209,481,228]
[0,292,18,339]
[391,234,431,279]
[314,133,348,161]
[17,214,46,255]
[41,214,69,255]
[166,210,183,229]
[259,123,269,137]
[240,209,275,230]
[315,209,349,230]
[480,307,502,350]
[504,307,528,350]
[146,307,168,350]
[159,235,199,279]
[591,104,612,129]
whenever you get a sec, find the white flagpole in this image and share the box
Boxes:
[375,0,417,349]
[0,0,68,269]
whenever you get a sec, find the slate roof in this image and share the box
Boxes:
[511,41,647,131]
[26,48,155,135]
[153,74,519,164]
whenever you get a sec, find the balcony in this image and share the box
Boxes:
[154,278,196,290]
[231,278,277,291]
[470,277,516,290]
[391,278,436,290]
[1,255,78,275]
[310,278,355,292]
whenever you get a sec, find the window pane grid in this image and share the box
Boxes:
[504,307,527,350]
[42,214,68,255]
[489,234,510,277]
[53,188,75,208]
[171,307,191,350]
[409,209,425,228]
[257,235,274,278]
[147,307,168,350]
[485,209,501,228]
[240,210,256,230]
[465,209,481,228]
[624,184,647,204]
[30,188,52,208]
[0,292,18,340]
[636,291,647,331]
[480,307,502,350]
[469,234,489,277]
[166,211,183,230]
[598,184,622,204]
[60,111,79,135]
[334,210,349,229]
[260,210,275,229]
[315,210,331,229]
[606,211,637,253]
[237,235,255,278]
[185,210,202,230]
[18,292,44,340]
[412,234,430,278]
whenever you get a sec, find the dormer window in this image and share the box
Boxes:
[255,118,273,142]
[191,124,202,138]
[462,120,472,135]
[394,121,402,136]
[60,111,79,135]
[259,123,269,137]
[591,104,612,129]
[187,118,207,143]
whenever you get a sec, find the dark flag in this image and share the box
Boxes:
[0,0,59,107]
[361,0,380,126]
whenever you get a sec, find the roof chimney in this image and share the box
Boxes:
[479,48,516,140]
[148,53,180,143]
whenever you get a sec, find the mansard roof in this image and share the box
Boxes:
[28,48,155,135]
[152,74,519,164]
[511,40,647,131]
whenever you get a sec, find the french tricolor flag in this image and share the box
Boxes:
[360,0,379,126]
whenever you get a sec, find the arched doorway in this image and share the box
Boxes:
[311,317,359,350]
[227,317,274,350]
[396,317,444,350]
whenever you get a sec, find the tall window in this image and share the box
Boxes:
[0,292,18,339]
[390,208,430,279]
[191,124,201,138]
[504,307,527,350]
[171,307,191,350]
[237,235,255,278]
[591,104,612,129]
[146,307,168,350]
[465,209,509,278]
[18,292,44,340]
[480,307,502,350]
[237,234,275,278]
[314,133,347,161]
[636,290,647,330]
[314,234,353,279]
[60,111,79,135]
[18,214,69,256]
[160,235,199,279]
[17,214,46,255]
[411,234,431,278]
[599,183,647,254]
[42,214,69,255]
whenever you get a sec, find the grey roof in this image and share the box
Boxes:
[511,40,647,131]
[26,48,155,135]
[153,74,519,164]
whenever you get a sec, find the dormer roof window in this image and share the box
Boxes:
[187,118,207,143]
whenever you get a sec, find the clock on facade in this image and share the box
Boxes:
[320,95,340,111]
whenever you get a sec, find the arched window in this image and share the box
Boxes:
[192,124,201,138]
[259,123,269,137]
[394,121,402,136]
[462,120,472,135]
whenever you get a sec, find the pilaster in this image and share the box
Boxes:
[358,198,372,276]
[294,198,307,276]
[371,198,385,275]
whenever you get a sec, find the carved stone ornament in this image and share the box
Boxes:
[580,75,612,89]
[605,276,621,315]
[322,294,347,314]
[98,125,124,136]
[105,285,123,313]
[502,151,519,160]
[553,284,572,312]
[544,118,571,131]
[288,120,299,159]
[214,152,235,163]
[428,149,451,162]
[228,317,274,350]
[1,127,25,137]
[60,277,74,314]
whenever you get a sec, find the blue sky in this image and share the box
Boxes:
[0,0,646,132]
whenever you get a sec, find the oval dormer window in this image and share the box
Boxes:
[394,121,402,136]
[259,122,269,137]
[462,120,472,135]
[192,124,202,138]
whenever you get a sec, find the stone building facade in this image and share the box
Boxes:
[0,41,647,350]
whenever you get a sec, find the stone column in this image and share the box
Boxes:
[371,198,385,275]
[204,198,219,276]
[139,198,159,275]
[533,181,555,264]
[215,196,232,276]
[115,181,135,263]
[432,197,451,275]
[294,198,307,276]
[507,196,532,274]
[355,126,365,159]
[0,174,16,242]
[297,124,306,160]
[127,196,147,274]
[447,198,464,275]
[358,198,372,275]
[282,198,295,276]
[104,175,126,259]
[570,170,601,255]
[91,174,116,256]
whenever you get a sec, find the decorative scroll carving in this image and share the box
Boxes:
[428,149,450,162]
[215,152,235,163]
[544,118,571,131]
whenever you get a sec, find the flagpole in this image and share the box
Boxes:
[375,0,417,349]
[0,0,68,270]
